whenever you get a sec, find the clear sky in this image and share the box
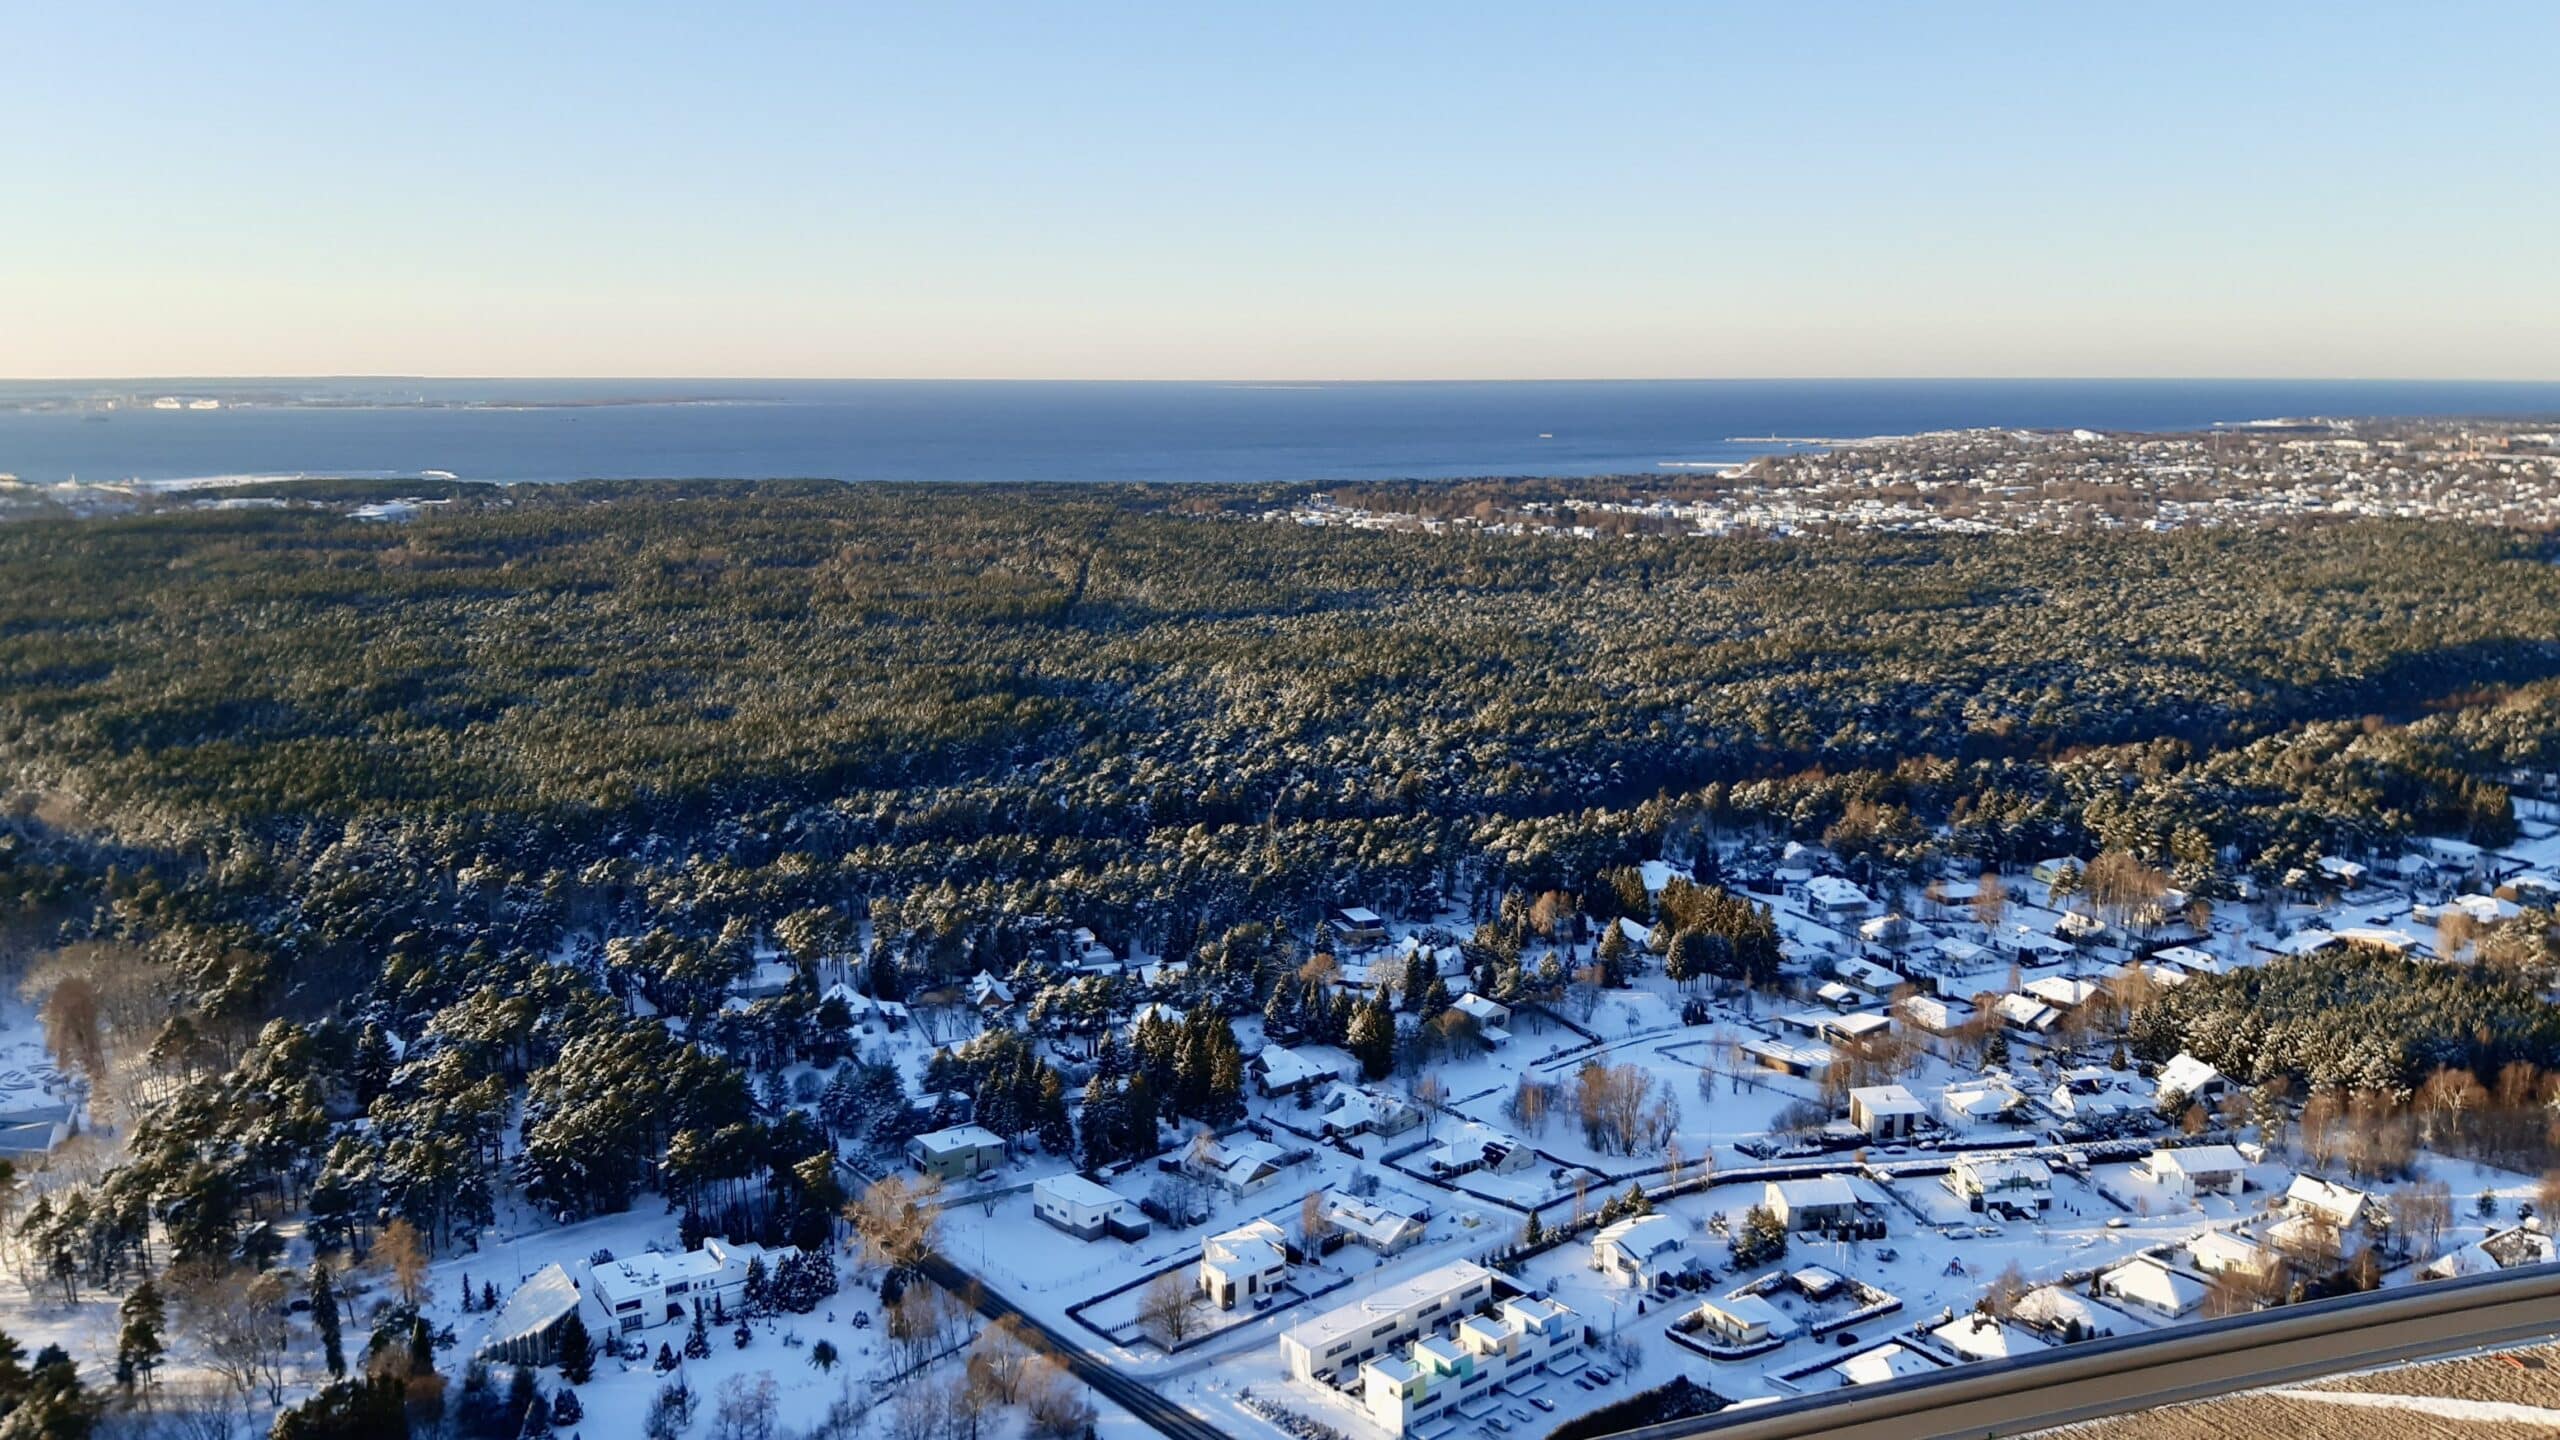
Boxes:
[5,2,2556,381]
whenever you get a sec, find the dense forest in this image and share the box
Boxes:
[3,481,2560,1314]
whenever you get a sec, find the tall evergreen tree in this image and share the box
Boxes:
[310,1261,346,1379]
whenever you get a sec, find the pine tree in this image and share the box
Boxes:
[684,1304,711,1360]
[504,1363,542,1436]
[117,1277,166,1395]
[654,1342,678,1374]
[551,1386,584,1427]
[311,1261,346,1379]
[1349,991,1397,1080]
[741,1256,770,1317]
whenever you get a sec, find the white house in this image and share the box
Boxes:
[1199,1219,1290,1309]
[2097,1255,2209,1318]
[1449,993,1513,1046]
[476,1264,603,1366]
[1313,1083,1422,1139]
[2145,1144,2248,1200]
[1939,1077,2026,1127]
[1929,1314,2049,1363]
[2188,1229,2275,1278]
[1183,1135,1287,1196]
[1592,1213,1694,1287]
[1690,1292,1797,1347]
[1899,995,1975,1036]
[1945,1155,2053,1216]
[1031,1173,1151,1242]
[2283,1175,2377,1233]
[588,1238,792,1335]
[1846,1084,1928,1141]
[1832,1342,1945,1388]
[1798,875,1874,920]
[2015,1284,2126,1340]
[1994,993,2061,1035]
[1418,1121,1534,1179]
[1765,1176,1859,1232]
[2156,1052,2229,1107]
[2023,976,2100,1011]
[1319,1191,1431,1255]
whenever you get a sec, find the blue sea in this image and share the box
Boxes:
[4,378,2558,487]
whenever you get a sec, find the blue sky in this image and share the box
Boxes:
[5,3,2555,379]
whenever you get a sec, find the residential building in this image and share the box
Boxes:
[588,1238,790,1335]
[2145,1145,2248,1199]
[1332,907,1390,949]
[2097,1255,2209,1319]
[1795,875,1874,920]
[1764,1176,1858,1232]
[2156,1052,2228,1107]
[1741,1036,1834,1081]
[2282,1175,2377,1233]
[1846,1084,1927,1140]
[1592,1214,1694,1288]
[1832,1342,1945,1388]
[1449,993,1513,1046]
[1200,1219,1290,1309]
[1251,1044,1339,1099]
[1944,1155,2053,1216]
[1280,1260,1500,1384]
[1313,1083,1422,1139]
[2187,1230,2274,1278]
[1320,1191,1432,1255]
[1182,1135,1287,1196]
[1357,1295,1580,1436]
[1418,1121,1534,1180]
[1929,1314,2049,1363]
[1031,1174,1151,1242]
[907,1125,1006,1181]
[1689,1292,1798,1347]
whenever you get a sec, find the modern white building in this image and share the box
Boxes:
[907,1124,1006,1180]
[1846,1084,1928,1140]
[589,1238,792,1335]
[1031,1173,1151,1242]
[1356,1294,1579,1436]
[1281,1260,1500,1384]
[1200,1218,1290,1310]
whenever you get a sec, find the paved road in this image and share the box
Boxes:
[1605,1261,2560,1440]
[918,1252,1230,1440]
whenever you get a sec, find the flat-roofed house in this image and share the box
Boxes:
[1032,1173,1151,1242]
[1846,1084,1928,1140]
[1199,1219,1290,1309]
[1945,1155,2053,1215]
[1690,1292,1798,1347]
[907,1124,1006,1181]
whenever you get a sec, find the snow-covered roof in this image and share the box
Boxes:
[485,1264,584,1351]
[2024,976,2100,1009]
[2150,1143,2247,1176]
[1335,906,1384,926]
[1595,1213,1686,1261]
[1848,1084,1927,1116]
[2284,1175,2373,1228]
[1204,1219,1289,1276]
[1281,1261,1497,1352]
[2149,946,2221,973]
[1768,1176,1857,1210]
[2157,1052,2224,1099]
[1254,1044,1334,1090]
[2016,1284,2121,1336]
[1834,1342,1941,1386]
[1803,876,1873,910]
[2102,1255,2209,1313]
[1320,1192,1429,1251]
[913,1124,1004,1154]
[1639,860,1689,894]
[1035,1173,1134,1212]
[1929,1314,2049,1362]
[1697,1292,1795,1337]
[1452,992,1509,1023]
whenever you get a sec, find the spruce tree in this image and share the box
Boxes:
[311,1261,346,1379]
[554,1310,594,1384]
[683,1303,710,1359]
